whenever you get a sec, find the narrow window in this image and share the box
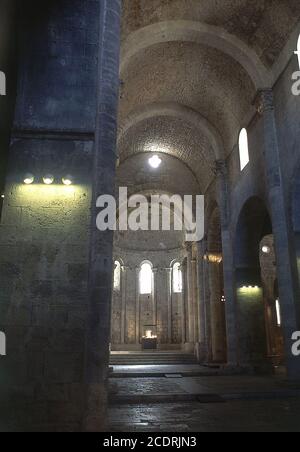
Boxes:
[239,128,250,171]
[172,262,183,294]
[140,262,153,295]
[295,34,300,70]
[113,260,121,291]
[275,299,281,327]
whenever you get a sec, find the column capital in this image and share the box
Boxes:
[214,159,227,177]
[253,89,274,115]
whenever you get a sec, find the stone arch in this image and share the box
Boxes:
[234,196,273,371]
[118,102,224,159]
[121,21,272,89]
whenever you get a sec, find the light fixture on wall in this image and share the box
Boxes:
[203,253,223,264]
[262,246,271,254]
[148,155,162,169]
[240,286,260,291]
[62,175,73,186]
[23,173,35,185]
[43,175,54,185]
[221,295,226,303]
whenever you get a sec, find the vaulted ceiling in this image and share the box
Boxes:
[118,0,300,193]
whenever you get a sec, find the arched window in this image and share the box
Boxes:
[295,34,300,70]
[275,299,281,327]
[140,262,153,295]
[239,128,250,171]
[172,262,183,294]
[113,260,121,291]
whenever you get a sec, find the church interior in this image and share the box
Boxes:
[1,0,300,432]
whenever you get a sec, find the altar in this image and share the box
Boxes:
[141,325,158,350]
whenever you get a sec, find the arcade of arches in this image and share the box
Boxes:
[1,0,300,432]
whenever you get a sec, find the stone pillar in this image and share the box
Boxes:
[196,239,208,361]
[254,89,300,378]
[165,267,172,344]
[181,258,188,345]
[215,160,238,367]
[185,244,195,350]
[191,252,199,344]
[120,265,127,345]
[84,0,121,431]
[135,266,140,344]
[203,245,213,362]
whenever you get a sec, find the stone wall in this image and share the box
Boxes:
[112,245,185,350]
[0,0,121,432]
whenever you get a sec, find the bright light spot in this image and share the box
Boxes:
[43,175,54,185]
[1,194,4,199]
[172,262,182,293]
[276,299,281,326]
[262,246,271,254]
[239,128,250,171]
[140,262,153,294]
[24,173,34,185]
[114,261,121,291]
[62,175,73,186]
[149,155,162,169]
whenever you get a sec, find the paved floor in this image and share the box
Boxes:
[108,367,300,432]
[109,399,300,432]
[111,364,223,377]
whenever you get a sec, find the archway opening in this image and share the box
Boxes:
[234,196,283,373]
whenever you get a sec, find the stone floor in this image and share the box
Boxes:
[108,365,300,432]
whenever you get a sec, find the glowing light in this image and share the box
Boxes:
[204,253,223,264]
[295,34,300,70]
[149,155,162,169]
[276,299,281,327]
[262,246,271,254]
[143,330,157,339]
[23,173,34,185]
[239,128,250,171]
[140,262,153,295]
[43,175,54,185]
[1,194,4,199]
[62,175,73,186]
[114,261,121,291]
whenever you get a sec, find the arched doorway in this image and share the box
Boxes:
[234,197,275,372]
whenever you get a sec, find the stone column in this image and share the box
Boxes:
[185,244,195,349]
[165,267,172,344]
[214,160,238,367]
[84,0,121,431]
[120,265,127,345]
[181,258,188,344]
[191,252,199,344]
[254,89,300,378]
[196,239,208,361]
[135,266,140,344]
[203,246,213,362]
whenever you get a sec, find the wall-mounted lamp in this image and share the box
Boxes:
[262,246,271,254]
[23,173,35,185]
[62,175,73,186]
[240,285,260,290]
[43,175,54,185]
[204,253,223,264]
